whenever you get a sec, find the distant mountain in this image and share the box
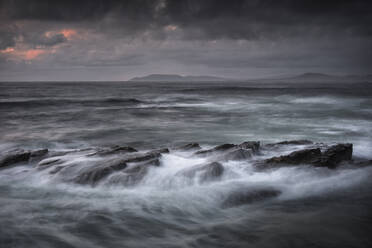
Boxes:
[129,74,228,82]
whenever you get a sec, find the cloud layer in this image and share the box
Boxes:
[0,0,371,80]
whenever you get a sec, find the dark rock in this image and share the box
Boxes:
[30,149,48,157]
[223,149,253,161]
[266,148,321,164]
[74,159,128,185]
[265,140,313,147]
[75,150,164,185]
[176,162,224,182]
[150,148,169,154]
[0,149,31,168]
[256,148,321,170]
[124,151,163,163]
[195,144,236,155]
[319,143,353,168]
[238,141,260,154]
[38,158,63,168]
[176,143,201,151]
[89,146,137,156]
[113,158,160,186]
[222,188,281,208]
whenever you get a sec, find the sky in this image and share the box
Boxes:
[0,0,371,81]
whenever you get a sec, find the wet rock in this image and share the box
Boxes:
[111,158,160,186]
[238,141,260,154]
[195,144,236,155]
[124,150,164,163]
[0,149,31,168]
[222,148,253,161]
[150,148,169,154]
[256,148,321,170]
[265,140,313,147]
[176,143,201,151]
[89,146,137,156]
[176,162,224,182]
[30,149,48,158]
[319,143,353,168]
[222,188,281,208]
[38,158,63,168]
[74,159,128,185]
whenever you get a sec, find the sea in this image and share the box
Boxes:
[0,81,372,248]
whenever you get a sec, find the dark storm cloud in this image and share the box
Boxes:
[1,0,371,40]
[0,0,371,80]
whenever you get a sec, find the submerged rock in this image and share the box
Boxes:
[176,162,224,182]
[0,149,31,168]
[222,148,253,161]
[222,188,281,208]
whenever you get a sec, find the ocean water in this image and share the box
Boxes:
[0,81,372,248]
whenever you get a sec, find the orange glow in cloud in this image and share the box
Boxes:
[1,47,47,60]
[24,49,46,60]
[0,47,15,53]
[60,29,77,39]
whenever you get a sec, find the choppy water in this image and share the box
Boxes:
[1,81,372,248]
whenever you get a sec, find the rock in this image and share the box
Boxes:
[256,148,321,170]
[176,143,201,151]
[89,146,137,156]
[74,159,128,185]
[124,150,163,163]
[319,143,353,168]
[222,188,281,208]
[195,144,236,155]
[176,162,224,182]
[265,140,313,147]
[111,158,160,186]
[38,158,63,168]
[75,150,164,185]
[222,148,253,161]
[0,149,31,168]
[30,149,48,157]
[238,141,260,154]
[150,148,169,154]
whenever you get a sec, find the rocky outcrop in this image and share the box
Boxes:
[74,159,128,185]
[0,149,31,168]
[256,143,353,170]
[176,162,224,182]
[318,143,353,168]
[221,188,281,208]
